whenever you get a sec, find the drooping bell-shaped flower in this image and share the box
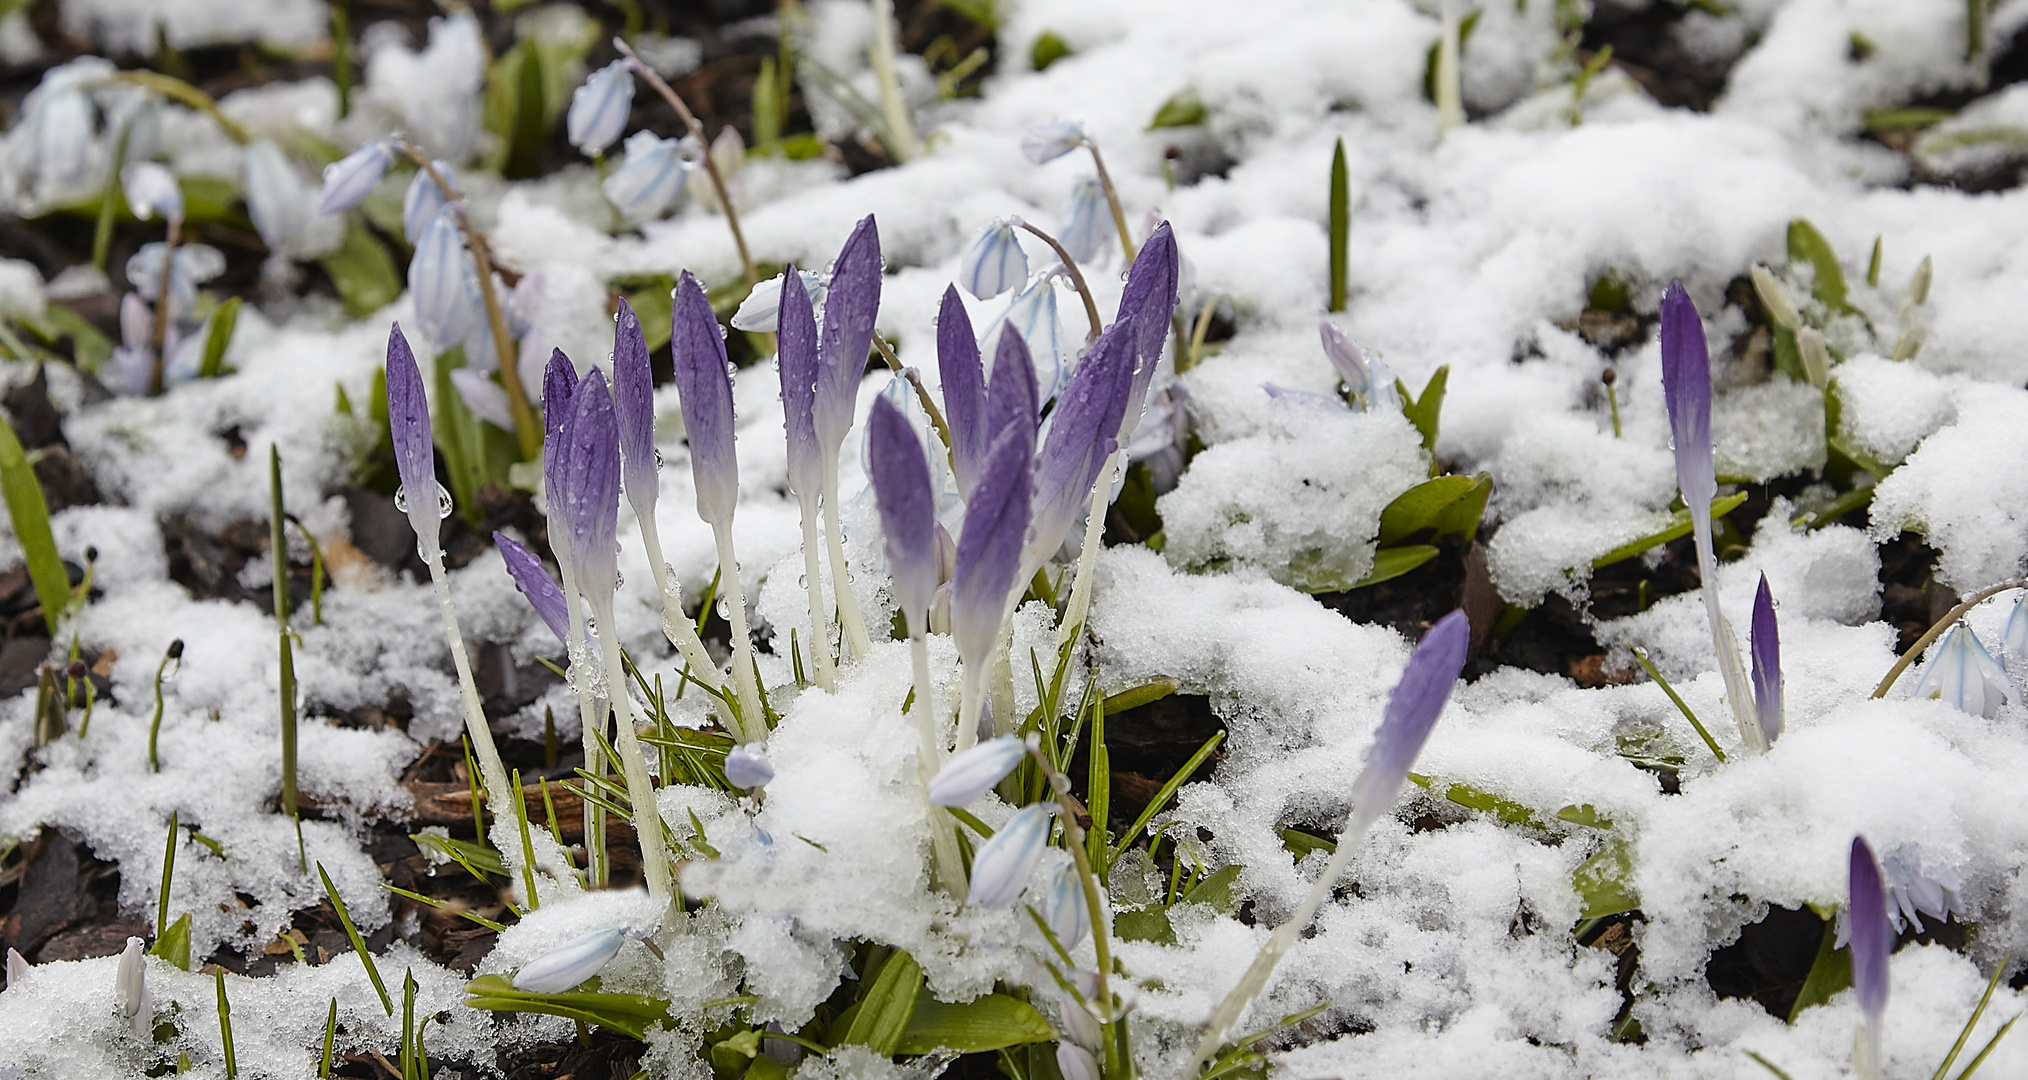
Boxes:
[450,368,514,430]
[816,216,883,459]
[1911,622,2012,718]
[243,140,313,257]
[869,395,939,639]
[1879,845,1965,935]
[494,531,569,647]
[126,243,225,322]
[724,742,774,790]
[116,936,152,1039]
[2001,593,2028,672]
[402,161,457,244]
[1021,120,1087,164]
[731,269,825,333]
[1056,177,1114,266]
[1040,861,1090,951]
[953,428,1034,677]
[317,141,392,215]
[1056,1043,1099,1080]
[985,276,1068,404]
[385,324,448,553]
[966,802,1053,908]
[1749,573,1782,748]
[1319,322,1401,413]
[559,368,625,601]
[1027,315,1136,572]
[612,298,659,525]
[927,734,1027,807]
[568,60,634,156]
[123,162,183,224]
[1848,836,1891,1080]
[512,928,627,993]
[669,272,740,529]
[960,219,1028,300]
[15,60,106,202]
[603,131,687,226]
[410,211,476,347]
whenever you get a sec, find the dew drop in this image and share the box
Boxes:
[653,448,665,468]
[436,484,454,520]
[393,484,409,513]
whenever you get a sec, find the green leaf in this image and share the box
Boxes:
[1785,920,1850,1022]
[1573,840,1638,920]
[1823,380,1897,478]
[934,0,997,29]
[1555,804,1613,829]
[410,830,508,880]
[1862,107,1954,132]
[0,414,70,635]
[151,912,193,970]
[1377,473,1490,547]
[1181,864,1243,914]
[34,305,114,373]
[1589,493,1749,570]
[1113,907,1175,944]
[894,995,1055,1054]
[1030,31,1072,71]
[623,277,676,353]
[197,297,241,378]
[1279,828,1336,857]
[838,948,923,1054]
[1348,545,1439,589]
[1787,219,1852,314]
[1328,138,1348,313]
[316,222,402,318]
[463,974,673,1040]
[1101,677,1178,716]
[1399,365,1449,465]
[1147,89,1207,130]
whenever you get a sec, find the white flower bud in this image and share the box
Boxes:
[926,734,1026,807]
[512,928,627,994]
[959,220,1028,300]
[966,803,1053,908]
[115,937,151,1039]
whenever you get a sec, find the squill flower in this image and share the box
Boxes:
[1749,573,1782,748]
[869,396,939,639]
[1021,120,1087,164]
[984,276,1068,404]
[1057,177,1114,265]
[126,243,224,322]
[402,162,457,244]
[1661,280,1762,753]
[317,142,392,215]
[926,734,1026,806]
[1040,862,1090,951]
[14,62,104,202]
[1849,837,1891,1080]
[410,211,477,348]
[603,131,687,225]
[968,803,1054,908]
[386,324,449,551]
[960,219,1028,300]
[512,928,626,993]
[731,269,824,333]
[1026,315,1136,574]
[724,743,774,790]
[5,947,26,988]
[1911,623,2012,718]
[1880,845,1965,935]
[569,60,634,156]
[123,162,183,224]
[494,532,569,646]
[2001,594,2028,672]
[1319,322,1402,413]
[1196,610,1469,1061]
[450,368,514,430]
[953,428,1034,743]
[1056,1043,1099,1080]
[244,140,313,256]
[116,936,151,1039]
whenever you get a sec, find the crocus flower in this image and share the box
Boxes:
[603,131,687,225]
[869,396,939,638]
[731,269,825,333]
[953,429,1034,692]
[410,211,477,347]
[1056,1043,1099,1080]
[116,936,151,1039]
[1849,836,1891,1080]
[1319,322,1402,413]
[1749,573,1782,748]
[541,349,579,581]
[568,60,634,156]
[778,263,824,503]
[938,285,989,496]
[986,320,1041,443]
[985,276,1068,404]
[386,324,447,550]
[5,947,26,988]
[816,216,883,457]
[1911,622,2012,718]
[559,368,624,598]
[1057,177,1114,265]
[1026,315,1136,573]
[1114,222,1180,431]
[512,928,626,993]
[926,734,1027,806]
[244,140,312,256]
[960,219,1028,300]
[669,272,740,528]
[612,298,659,523]
[126,243,225,322]
[1040,862,1090,951]
[967,803,1054,908]
[123,162,182,224]
[724,743,774,790]
[402,161,457,244]
[317,141,392,215]
[1022,120,1087,164]
[495,531,569,646]
[2002,594,2028,672]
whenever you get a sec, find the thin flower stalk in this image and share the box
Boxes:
[866,0,917,163]
[612,38,757,288]
[147,215,180,397]
[542,351,611,885]
[1079,136,1137,265]
[1025,742,1123,1078]
[1015,221,1103,342]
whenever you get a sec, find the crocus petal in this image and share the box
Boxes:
[1343,610,1469,840]
[816,215,883,455]
[385,324,443,550]
[1056,1043,1099,1080]
[561,368,624,598]
[926,734,1026,806]
[987,277,1068,404]
[1848,837,1891,1026]
[568,60,634,155]
[1056,177,1114,265]
[1021,120,1087,164]
[1115,221,1180,433]
[937,285,988,497]
[1027,314,1136,572]
[777,263,824,503]
[124,161,183,223]
[317,141,391,215]
[402,162,458,244]
[952,427,1033,672]
[1041,862,1090,952]
[986,324,1040,445]
[116,936,151,1039]
[541,348,579,583]
[869,395,939,637]
[967,803,1053,908]
[1659,279,1715,514]
[494,531,568,647]
[512,928,626,994]
[613,298,659,522]
[960,220,1028,300]
[724,743,775,790]
[1749,573,1782,747]
[670,272,740,527]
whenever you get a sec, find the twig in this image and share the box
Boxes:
[870,335,955,460]
[1084,141,1137,264]
[613,38,759,288]
[1015,221,1103,342]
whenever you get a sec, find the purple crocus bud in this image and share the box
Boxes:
[967,802,1053,908]
[1056,177,1114,265]
[513,928,626,993]
[612,298,659,520]
[953,428,1034,673]
[317,141,391,215]
[561,368,624,596]
[937,285,988,497]
[986,324,1039,443]
[1116,222,1180,433]
[541,348,578,571]
[1343,610,1470,839]
[385,323,445,549]
[1912,623,2013,718]
[670,272,741,527]
[1660,279,1715,517]
[1848,836,1891,1068]
[568,60,634,156]
[402,161,457,244]
[495,531,569,646]
[1749,573,1782,748]
[869,396,939,638]
[1021,120,1087,164]
[724,742,774,790]
[926,734,1026,806]
[777,263,823,502]
[817,216,882,456]
[960,219,1028,300]
[1027,314,1136,569]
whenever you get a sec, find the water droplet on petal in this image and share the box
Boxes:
[437,483,455,520]
[393,484,409,513]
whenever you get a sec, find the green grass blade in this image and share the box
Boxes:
[0,413,71,635]
[1111,730,1224,865]
[1631,647,1727,763]
[317,861,394,1015]
[215,967,238,1078]
[1328,137,1348,313]
[1933,956,2011,1079]
[1953,1013,2019,1080]
[197,297,240,378]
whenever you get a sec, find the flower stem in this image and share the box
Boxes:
[911,635,966,892]
[1017,221,1104,342]
[614,39,759,289]
[866,0,917,163]
[556,553,608,886]
[592,600,675,900]
[1872,578,2028,699]
[712,524,767,742]
[637,511,728,697]
[1027,744,1119,1073]
[1083,141,1137,265]
[148,219,179,397]
[423,545,515,859]
[797,503,837,691]
[1057,449,1124,650]
[822,469,875,659]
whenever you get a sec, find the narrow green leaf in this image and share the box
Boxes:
[1351,544,1439,589]
[1590,493,1750,569]
[0,413,70,635]
[316,222,402,318]
[1327,138,1348,313]
[1931,955,2010,1079]
[894,995,1055,1055]
[1111,729,1224,866]
[197,297,241,378]
[1787,219,1852,314]
[1400,365,1449,464]
[1030,30,1071,71]
[409,831,508,880]
[152,912,193,971]
[463,974,673,1040]
[1101,676,1179,715]
[1147,89,1207,130]
[318,862,393,1015]
[1279,828,1336,857]
[840,948,923,1054]
[1573,840,1639,920]
[1180,864,1243,913]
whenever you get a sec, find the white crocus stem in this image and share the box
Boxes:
[557,554,607,886]
[712,524,767,742]
[590,597,674,900]
[910,635,967,892]
[423,545,515,850]
[1435,8,1464,133]
[637,512,726,696]
[821,471,875,659]
[1692,518,1763,754]
[1057,448,1126,650]
[798,505,837,690]
[866,0,916,163]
